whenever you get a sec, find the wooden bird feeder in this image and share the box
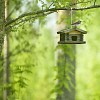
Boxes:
[57,27,87,44]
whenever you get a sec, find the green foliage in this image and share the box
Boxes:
[1,0,100,99]
[3,0,57,99]
[76,8,100,100]
[7,16,56,99]
[53,0,70,7]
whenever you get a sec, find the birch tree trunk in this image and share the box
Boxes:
[3,0,10,99]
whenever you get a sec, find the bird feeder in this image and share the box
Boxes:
[57,27,87,44]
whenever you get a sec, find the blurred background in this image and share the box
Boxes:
[0,0,100,100]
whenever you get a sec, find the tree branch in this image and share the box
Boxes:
[5,11,53,32]
[5,4,100,27]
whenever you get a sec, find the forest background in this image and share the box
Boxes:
[0,0,100,100]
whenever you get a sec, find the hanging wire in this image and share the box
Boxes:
[71,7,73,28]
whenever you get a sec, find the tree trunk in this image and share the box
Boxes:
[0,0,5,99]
[3,0,10,100]
[3,35,9,100]
[0,0,5,54]
[56,46,76,100]
[56,1,76,100]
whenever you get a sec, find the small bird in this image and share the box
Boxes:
[71,20,81,26]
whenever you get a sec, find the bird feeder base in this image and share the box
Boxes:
[58,41,86,44]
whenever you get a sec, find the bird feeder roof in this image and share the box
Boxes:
[57,27,87,34]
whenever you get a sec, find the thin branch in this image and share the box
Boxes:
[48,2,54,9]
[5,4,100,27]
[6,7,15,20]
[5,11,53,31]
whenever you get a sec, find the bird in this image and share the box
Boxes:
[71,20,81,26]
